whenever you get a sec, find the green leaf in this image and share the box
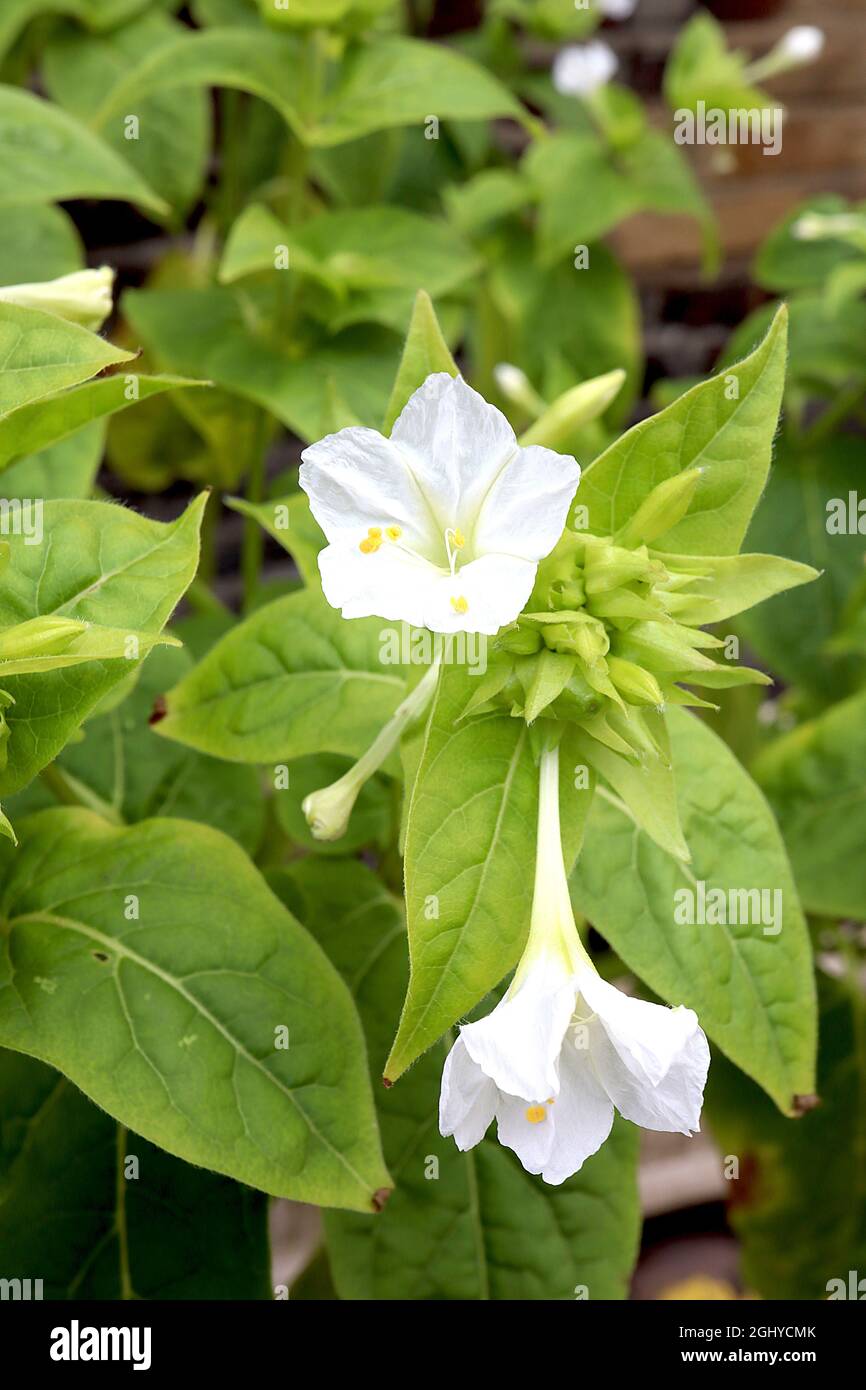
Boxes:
[526,128,712,269]
[663,13,771,115]
[0,808,390,1212]
[309,37,523,147]
[570,707,817,1114]
[0,301,133,418]
[0,1047,271,1299]
[0,205,83,284]
[734,435,865,700]
[8,645,266,856]
[154,587,408,765]
[280,857,641,1300]
[124,285,396,441]
[0,495,205,795]
[754,196,866,294]
[705,976,865,1300]
[579,306,787,555]
[0,421,104,501]
[44,11,211,217]
[0,84,166,215]
[385,666,594,1081]
[383,289,458,432]
[0,373,204,470]
[226,493,325,588]
[754,689,866,921]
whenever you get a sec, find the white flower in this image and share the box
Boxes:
[439,743,709,1183]
[777,25,824,64]
[599,0,637,19]
[299,374,581,636]
[552,41,618,98]
[0,267,114,331]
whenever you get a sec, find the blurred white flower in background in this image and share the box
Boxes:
[777,24,825,65]
[552,40,618,98]
[599,0,638,20]
[300,373,581,636]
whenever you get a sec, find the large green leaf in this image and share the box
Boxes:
[221,204,479,334]
[0,301,133,419]
[0,1047,271,1299]
[155,587,408,765]
[0,205,83,285]
[754,689,866,921]
[0,421,104,501]
[579,307,787,555]
[0,373,204,470]
[386,665,594,1082]
[570,707,816,1114]
[7,645,266,856]
[124,285,396,440]
[280,857,640,1300]
[705,975,866,1300]
[44,11,211,216]
[0,809,390,1212]
[734,435,865,700]
[0,495,205,795]
[0,85,165,214]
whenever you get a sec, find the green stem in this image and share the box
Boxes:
[241,412,270,613]
[40,762,124,825]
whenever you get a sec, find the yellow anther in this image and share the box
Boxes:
[525,1105,547,1125]
[359,536,381,555]
[546,1097,555,1105]
[367,526,382,539]
[453,528,465,549]
[450,596,469,614]
[386,525,402,540]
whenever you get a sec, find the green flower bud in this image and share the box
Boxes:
[607,656,665,707]
[0,616,88,661]
[615,467,703,548]
[519,368,625,451]
[497,624,542,655]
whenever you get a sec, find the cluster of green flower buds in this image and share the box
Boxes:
[463,466,772,764]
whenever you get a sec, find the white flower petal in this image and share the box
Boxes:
[439,1036,497,1150]
[423,553,537,636]
[495,1091,557,1174]
[473,444,580,563]
[317,539,436,627]
[578,967,701,1087]
[541,1036,615,1184]
[299,427,440,559]
[461,954,578,1100]
[590,1019,709,1135]
[390,374,519,530]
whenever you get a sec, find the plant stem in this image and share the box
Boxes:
[40,762,124,825]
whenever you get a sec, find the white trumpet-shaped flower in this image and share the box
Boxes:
[299,373,581,636]
[439,743,709,1184]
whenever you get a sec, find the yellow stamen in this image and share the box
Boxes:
[525,1105,547,1125]
[367,526,382,539]
[453,528,465,549]
[450,596,469,614]
[546,1097,555,1105]
[359,536,381,555]
[386,525,402,540]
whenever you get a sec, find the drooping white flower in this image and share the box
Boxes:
[299,374,581,636]
[552,41,618,98]
[439,743,709,1184]
[0,267,114,331]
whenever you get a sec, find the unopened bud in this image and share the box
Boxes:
[0,267,115,331]
[615,467,703,548]
[607,656,664,707]
[520,369,625,451]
